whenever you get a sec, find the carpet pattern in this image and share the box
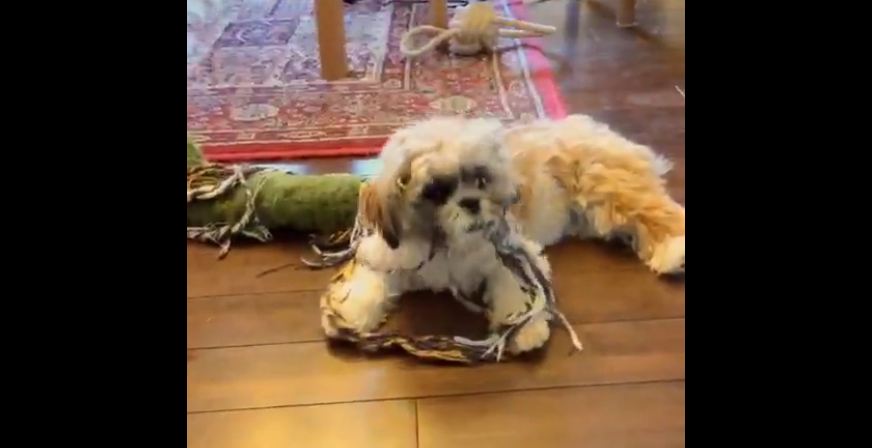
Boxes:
[187,0,565,161]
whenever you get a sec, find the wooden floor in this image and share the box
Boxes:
[187,1,685,446]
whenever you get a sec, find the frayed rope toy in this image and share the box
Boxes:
[400,2,556,57]
[186,139,362,259]
[313,187,583,364]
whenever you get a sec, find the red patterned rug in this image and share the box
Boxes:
[187,0,566,161]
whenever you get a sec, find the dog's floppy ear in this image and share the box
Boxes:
[360,179,403,249]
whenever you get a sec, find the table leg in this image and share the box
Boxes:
[315,0,348,80]
[431,0,448,28]
[617,0,637,28]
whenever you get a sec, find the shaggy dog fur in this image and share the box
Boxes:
[506,115,685,274]
[320,115,685,354]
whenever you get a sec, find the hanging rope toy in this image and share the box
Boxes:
[400,2,556,57]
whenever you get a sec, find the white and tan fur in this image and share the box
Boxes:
[321,115,684,354]
[507,114,685,274]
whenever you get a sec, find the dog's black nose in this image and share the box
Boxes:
[459,198,480,214]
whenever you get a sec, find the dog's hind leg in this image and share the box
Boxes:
[550,155,685,275]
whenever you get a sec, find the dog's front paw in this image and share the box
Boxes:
[508,313,551,354]
[321,312,342,338]
[648,235,685,275]
[320,261,393,338]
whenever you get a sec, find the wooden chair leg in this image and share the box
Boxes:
[431,0,448,28]
[617,0,637,28]
[315,0,348,80]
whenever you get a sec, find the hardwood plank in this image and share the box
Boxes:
[417,381,684,448]
[555,46,685,96]
[188,232,685,297]
[588,109,685,152]
[530,1,684,84]
[187,289,488,350]
[529,0,686,35]
[187,239,334,298]
[186,267,683,348]
[566,89,684,113]
[188,400,417,448]
[552,264,684,323]
[187,318,684,412]
[187,291,322,348]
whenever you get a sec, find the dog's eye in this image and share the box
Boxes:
[421,176,457,205]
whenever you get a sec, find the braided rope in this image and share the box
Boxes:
[314,192,583,363]
[186,164,273,259]
[400,2,556,57]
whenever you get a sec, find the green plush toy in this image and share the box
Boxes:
[187,139,205,167]
[186,139,364,257]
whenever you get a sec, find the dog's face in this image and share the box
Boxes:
[362,118,519,248]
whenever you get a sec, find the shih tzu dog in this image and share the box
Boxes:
[321,115,684,355]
